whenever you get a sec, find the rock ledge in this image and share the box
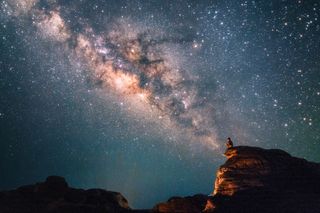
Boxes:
[206,146,320,213]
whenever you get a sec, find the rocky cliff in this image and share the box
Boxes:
[205,146,320,213]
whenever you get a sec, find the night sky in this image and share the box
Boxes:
[0,0,319,208]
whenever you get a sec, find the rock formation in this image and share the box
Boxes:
[205,146,320,213]
[1,146,320,213]
[152,194,208,213]
[0,176,132,213]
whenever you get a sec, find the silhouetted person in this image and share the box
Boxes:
[226,137,233,149]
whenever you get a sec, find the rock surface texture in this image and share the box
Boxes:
[0,176,132,213]
[205,146,320,213]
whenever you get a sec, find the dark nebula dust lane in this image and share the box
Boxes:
[0,0,319,208]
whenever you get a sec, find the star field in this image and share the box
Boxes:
[0,0,319,208]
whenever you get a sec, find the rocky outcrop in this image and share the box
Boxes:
[205,146,320,213]
[0,176,131,213]
[152,194,208,213]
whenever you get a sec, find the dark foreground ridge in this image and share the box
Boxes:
[1,146,320,213]
[0,176,148,213]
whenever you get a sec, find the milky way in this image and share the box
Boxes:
[2,0,228,150]
[1,0,319,208]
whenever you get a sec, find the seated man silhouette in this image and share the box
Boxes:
[226,137,233,149]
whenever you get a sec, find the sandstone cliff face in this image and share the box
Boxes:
[213,146,320,196]
[206,146,320,213]
[0,176,131,213]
